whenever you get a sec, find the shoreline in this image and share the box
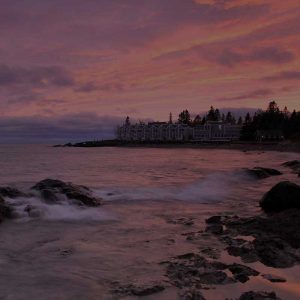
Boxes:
[56,140,300,153]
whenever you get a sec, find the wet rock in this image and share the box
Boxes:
[179,288,206,300]
[40,189,61,204]
[205,215,222,224]
[253,237,297,268]
[167,217,194,226]
[0,186,27,198]
[246,167,282,179]
[165,253,235,289]
[261,274,286,283]
[112,283,165,297]
[131,284,165,296]
[238,291,281,300]
[59,247,74,257]
[24,204,42,218]
[182,231,204,241]
[205,224,223,235]
[282,160,300,173]
[226,244,259,264]
[31,179,102,206]
[228,263,259,283]
[219,211,300,267]
[0,196,13,222]
[200,247,221,259]
[198,271,229,284]
[260,181,300,213]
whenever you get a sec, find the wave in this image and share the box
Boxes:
[94,170,251,203]
[5,196,114,222]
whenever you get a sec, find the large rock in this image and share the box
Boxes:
[246,167,282,179]
[0,196,13,222]
[31,179,102,206]
[260,181,300,213]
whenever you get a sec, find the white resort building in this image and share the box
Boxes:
[117,121,242,142]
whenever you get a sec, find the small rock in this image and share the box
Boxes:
[131,284,165,296]
[228,263,259,282]
[24,205,42,218]
[282,160,300,173]
[198,271,228,284]
[167,217,194,226]
[238,291,281,300]
[200,247,220,259]
[180,288,206,300]
[246,167,282,179]
[112,283,165,297]
[262,274,286,283]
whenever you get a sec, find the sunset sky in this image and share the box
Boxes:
[0,0,300,142]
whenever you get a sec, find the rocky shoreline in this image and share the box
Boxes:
[55,140,300,154]
[0,161,300,299]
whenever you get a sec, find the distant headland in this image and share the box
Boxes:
[56,101,300,151]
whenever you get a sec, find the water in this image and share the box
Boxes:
[0,145,299,299]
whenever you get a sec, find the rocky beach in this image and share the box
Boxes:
[0,145,299,300]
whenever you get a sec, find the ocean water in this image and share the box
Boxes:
[0,144,299,200]
[0,145,299,299]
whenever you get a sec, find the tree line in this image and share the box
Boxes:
[240,101,300,140]
[124,101,300,140]
[178,106,243,126]
[177,102,300,140]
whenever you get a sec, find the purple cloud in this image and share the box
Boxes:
[217,88,273,102]
[75,81,125,93]
[0,64,74,87]
[216,47,294,67]
[262,71,300,81]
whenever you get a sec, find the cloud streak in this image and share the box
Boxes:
[0,64,74,87]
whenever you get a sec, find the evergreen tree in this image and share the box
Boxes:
[193,114,202,126]
[125,116,130,126]
[225,112,233,124]
[215,109,221,121]
[221,113,225,122]
[178,110,191,125]
[237,116,243,125]
[207,106,216,121]
[245,112,252,124]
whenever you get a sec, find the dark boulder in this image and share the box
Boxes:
[205,224,223,235]
[0,196,13,222]
[0,186,27,198]
[205,215,222,224]
[246,167,282,179]
[282,160,300,172]
[31,179,102,206]
[238,291,281,300]
[260,181,300,213]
